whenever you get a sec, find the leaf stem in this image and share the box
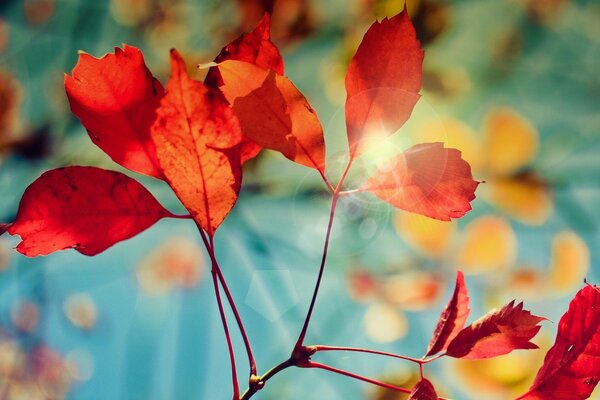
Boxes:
[169,213,194,219]
[210,266,240,399]
[304,361,412,394]
[197,225,258,387]
[293,193,340,349]
[294,157,355,350]
[312,345,443,364]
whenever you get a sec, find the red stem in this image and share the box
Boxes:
[196,224,257,396]
[207,235,258,376]
[294,157,355,350]
[305,361,412,394]
[312,345,443,364]
[210,266,240,399]
[293,193,339,349]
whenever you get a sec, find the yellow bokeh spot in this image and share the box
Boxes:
[457,215,516,274]
[452,346,545,398]
[363,303,408,343]
[483,108,539,176]
[548,231,590,295]
[394,211,456,258]
[486,174,553,225]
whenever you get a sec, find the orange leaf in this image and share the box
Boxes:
[408,378,438,400]
[518,285,600,400]
[426,271,470,356]
[205,13,284,163]
[362,143,479,221]
[65,45,164,178]
[7,166,174,256]
[152,50,242,236]
[345,8,423,157]
[446,301,545,360]
[216,60,325,173]
[206,13,284,86]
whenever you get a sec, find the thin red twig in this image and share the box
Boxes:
[210,266,240,399]
[312,345,444,364]
[305,361,412,394]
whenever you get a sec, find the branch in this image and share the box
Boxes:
[210,266,240,399]
[312,345,444,364]
[305,361,412,394]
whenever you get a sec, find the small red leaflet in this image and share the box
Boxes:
[426,271,470,356]
[446,300,545,359]
[407,378,438,400]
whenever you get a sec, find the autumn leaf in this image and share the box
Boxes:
[446,301,545,360]
[216,60,325,174]
[425,271,470,356]
[152,50,242,236]
[345,7,423,157]
[205,13,284,163]
[362,143,479,221]
[408,378,438,400]
[6,166,175,257]
[516,285,600,400]
[65,45,164,178]
[205,13,284,86]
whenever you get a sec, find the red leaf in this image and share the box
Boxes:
[345,8,423,157]
[7,166,173,256]
[206,13,284,86]
[446,300,545,360]
[205,13,284,164]
[152,50,242,236]
[408,378,438,400]
[362,143,479,221]
[425,271,470,356]
[216,60,325,173]
[517,285,600,400]
[65,45,164,178]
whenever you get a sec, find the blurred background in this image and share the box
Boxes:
[1,0,599,399]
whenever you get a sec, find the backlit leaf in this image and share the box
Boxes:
[151,50,242,235]
[206,13,284,163]
[362,142,478,221]
[426,271,470,357]
[7,166,174,256]
[446,301,544,360]
[216,60,325,173]
[518,285,600,400]
[345,8,423,157]
[407,378,438,400]
[65,45,164,178]
[206,13,284,86]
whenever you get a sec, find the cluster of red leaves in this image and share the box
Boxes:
[404,272,600,399]
[1,7,597,400]
[1,9,478,256]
